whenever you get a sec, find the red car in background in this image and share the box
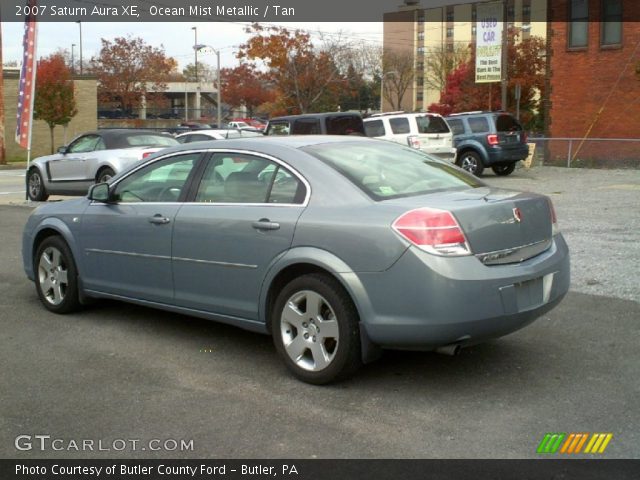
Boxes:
[232,118,267,131]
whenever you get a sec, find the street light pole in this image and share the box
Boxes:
[191,26,198,83]
[76,21,83,75]
[501,0,508,110]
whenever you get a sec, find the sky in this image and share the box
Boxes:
[1,21,384,71]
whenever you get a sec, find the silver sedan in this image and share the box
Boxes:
[26,129,178,201]
[22,136,570,384]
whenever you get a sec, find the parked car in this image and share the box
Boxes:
[232,118,268,131]
[265,112,365,136]
[364,111,457,162]
[179,122,213,130]
[26,130,179,201]
[227,121,253,130]
[445,111,529,176]
[22,136,569,384]
[176,129,264,143]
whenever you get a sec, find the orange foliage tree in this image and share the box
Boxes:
[34,54,77,153]
[90,36,177,112]
[429,32,546,129]
[220,63,274,117]
[237,24,346,115]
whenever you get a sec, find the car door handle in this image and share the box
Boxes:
[148,214,171,225]
[252,219,280,231]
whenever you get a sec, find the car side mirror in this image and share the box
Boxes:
[57,146,68,155]
[88,183,111,203]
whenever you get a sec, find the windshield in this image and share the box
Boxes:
[116,134,179,148]
[303,142,483,200]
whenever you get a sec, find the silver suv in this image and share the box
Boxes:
[363,112,457,162]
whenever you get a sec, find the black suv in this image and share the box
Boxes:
[265,112,365,136]
[445,111,529,176]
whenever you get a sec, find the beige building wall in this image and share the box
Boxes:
[382,10,416,112]
[3,70,97,161]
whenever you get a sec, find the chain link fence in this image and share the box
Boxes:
[526,138,640,169]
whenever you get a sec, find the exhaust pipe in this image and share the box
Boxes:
[435,344,461,356]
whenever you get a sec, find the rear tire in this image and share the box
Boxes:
[456,151,484,176]
[272,273,362,384]
[27,168,49,201]
[34,236,81,314]
[96,167,115,184]
[491,163,516,176]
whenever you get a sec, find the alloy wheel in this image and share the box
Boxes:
[37,247,69,306]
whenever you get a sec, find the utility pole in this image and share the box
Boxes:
[501,0,508,111]
[0,18,5,165]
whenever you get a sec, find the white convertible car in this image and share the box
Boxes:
[27,129,179,201]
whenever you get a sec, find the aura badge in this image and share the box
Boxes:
[537,433,613,454]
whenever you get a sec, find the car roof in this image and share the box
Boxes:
[364,112,443,121]
[269,112,362,122]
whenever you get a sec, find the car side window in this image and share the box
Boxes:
[364,120,385,137]
[292,119,321,135]
[68,135,100,153]
[389,117,411,134]
[112,153,200,203]
[468,117,490,133]
[195,154,305,204]
[266,122,290,136]
[446,119,465,135]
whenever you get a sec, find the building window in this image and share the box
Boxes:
[416,61,424,70]
[601,0,622,46]
[416,76,424,87]
[446,43,454,53]
[446,27,454,38]
[569,0,589,48]
[418,31,425,41]
[417,10,425,23]
[416,91,423,102]
[417,46,425,56]
[446,6,454,23]
[472,25,477,36]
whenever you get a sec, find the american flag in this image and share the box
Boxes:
[15,0,39,149]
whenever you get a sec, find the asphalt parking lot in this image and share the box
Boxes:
[0,165,638,459]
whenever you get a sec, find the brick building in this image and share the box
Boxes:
[2,69,97,161]
[547,0,640,166]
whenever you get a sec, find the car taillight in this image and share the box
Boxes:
[407,135,421,149]
[141,152,154,159]
[392,207,471,256]
[548,198,559,236]
[487,134,499,146]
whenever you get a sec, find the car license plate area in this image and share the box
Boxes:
[515,277,543,310]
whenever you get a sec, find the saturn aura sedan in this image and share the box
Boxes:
[22,136,569,384]
[26,129,179,202]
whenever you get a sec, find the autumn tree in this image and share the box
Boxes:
[429,32,546,129]
[237,24,346,114]
[220,63,273,117]
[382,50,415,111]
[90,36,177,112]
[423,43,470,93]
[182,62,216,82]
[33,54,78,154]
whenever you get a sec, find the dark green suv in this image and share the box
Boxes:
[445,111,529,176]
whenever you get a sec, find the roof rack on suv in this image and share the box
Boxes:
[448,110,509,116]
[369,111,406,118]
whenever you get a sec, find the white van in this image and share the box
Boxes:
[363,112,457,162]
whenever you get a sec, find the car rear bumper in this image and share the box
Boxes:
[487,145,529,164]
[355,234,570,350]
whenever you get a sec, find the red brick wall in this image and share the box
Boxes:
[547,0,640,165]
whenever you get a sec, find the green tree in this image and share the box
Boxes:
[34,54,78,154]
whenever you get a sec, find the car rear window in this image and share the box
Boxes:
[364,120,385,137]
[266,121,291,135]
[303,142,482,201]
[467,117,490,133]
[325,115,364,135]
[495,114,523,132]
[416,115,450,134]
[292,119,321,135]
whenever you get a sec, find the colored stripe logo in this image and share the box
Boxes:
[537,433,613,454]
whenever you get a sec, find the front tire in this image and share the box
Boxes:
[35,236,81,314]
[456,151,484,176]
[491,163,516,176]
[272,274,362,384]
[27,168,49,201]
[96,167,116,184]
